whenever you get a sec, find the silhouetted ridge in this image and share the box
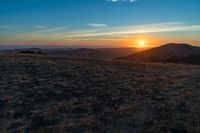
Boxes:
[2,47,144,59]
[118,43,200,64]
[18,50,46,55]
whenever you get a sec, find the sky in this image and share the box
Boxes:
[0,0,200,48]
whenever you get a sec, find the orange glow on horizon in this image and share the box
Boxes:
[2,34,200,48]
[137,40,147,48]
[128,35,166,48]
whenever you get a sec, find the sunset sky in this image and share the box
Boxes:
[0,0,200,48]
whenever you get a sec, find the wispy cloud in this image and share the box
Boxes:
[88,23,108,28]
[106,0,138,3]
[34,26,69,33]
[4,22,200,43]
[46,22,200,39]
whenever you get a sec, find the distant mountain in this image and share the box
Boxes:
[1,47,146,60]
[117,43,200,64]
[53,48,143,59]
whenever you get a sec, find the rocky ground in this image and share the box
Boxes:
[0,53,200,133]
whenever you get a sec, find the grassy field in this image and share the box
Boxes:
[0,53,200,133]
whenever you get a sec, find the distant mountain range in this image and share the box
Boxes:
[2,43,200,64]
[117,43,200,64]
[1,47,146,60]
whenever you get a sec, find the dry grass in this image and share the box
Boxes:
[0,53,200,133]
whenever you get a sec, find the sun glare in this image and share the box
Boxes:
[137,40,147,48]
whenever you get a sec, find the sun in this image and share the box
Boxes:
[137,40,147,48]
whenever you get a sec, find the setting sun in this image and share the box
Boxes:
[137,40,147,48]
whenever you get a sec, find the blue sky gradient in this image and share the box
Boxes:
[0,0,200,47]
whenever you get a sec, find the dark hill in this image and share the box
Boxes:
[117,43,200,64]
[2,47,144,60]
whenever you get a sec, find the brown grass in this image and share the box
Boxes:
[0,53,200,133]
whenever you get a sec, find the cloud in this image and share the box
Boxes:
[106,0,138,3]
[52,22,200,38]
[28,26,71,35]
[88,23,108,28]
[37,26,69,33]
[11,22,200,43]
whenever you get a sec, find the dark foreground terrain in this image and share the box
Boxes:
[1,53,200,133]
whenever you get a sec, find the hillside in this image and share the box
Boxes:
[1,47,145,60]
[118,43,200,64]
[1,53,200,132]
